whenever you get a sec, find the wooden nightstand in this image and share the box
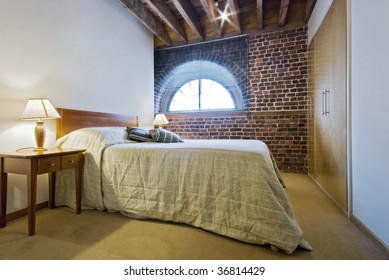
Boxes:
[0,148,86,236]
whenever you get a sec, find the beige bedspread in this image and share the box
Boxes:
[55,127,311,254]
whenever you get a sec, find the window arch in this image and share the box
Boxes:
[160,60,244,112]
[169,79,235,112]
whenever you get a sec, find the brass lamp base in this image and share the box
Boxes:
[34,121,47,152]
[33,147,48,152]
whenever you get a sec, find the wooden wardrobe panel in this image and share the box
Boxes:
[307,39,316,178]
[326,0,347,210]
[308,0,347,210]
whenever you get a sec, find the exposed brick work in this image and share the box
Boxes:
[248,28,308,112]
[154,35,249,112]
[154,27,308,173]
[164,111,307,173]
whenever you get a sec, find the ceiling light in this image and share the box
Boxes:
[221,11,228,20]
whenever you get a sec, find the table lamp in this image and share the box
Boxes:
[153,113,169,128]
[20,98,61,151]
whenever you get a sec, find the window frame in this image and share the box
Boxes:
[160,60,244,113]
[167,78,237,113]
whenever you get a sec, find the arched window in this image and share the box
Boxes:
[159,60,244,112]
[168,79,235,112]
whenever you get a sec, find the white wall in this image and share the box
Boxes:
[350,0,389,248]
[0,0,154,213]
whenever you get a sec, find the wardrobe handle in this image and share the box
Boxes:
[322,89,330,116]
[324,89,330,116]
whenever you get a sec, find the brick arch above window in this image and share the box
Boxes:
[159,60,244,113]
[154,36,249,113]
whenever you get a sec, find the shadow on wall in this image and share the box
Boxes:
[0,99,26,120]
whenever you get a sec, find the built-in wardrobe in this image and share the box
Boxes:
[308,0,347,210]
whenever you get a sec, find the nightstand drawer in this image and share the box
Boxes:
[38,156,61,173]
[61,153,82,169]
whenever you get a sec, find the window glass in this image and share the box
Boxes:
[169,79,235,112]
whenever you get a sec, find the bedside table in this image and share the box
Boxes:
[0,148,86,236]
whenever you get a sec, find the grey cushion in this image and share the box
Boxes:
[149,128,184,143]
[127,127,153,142]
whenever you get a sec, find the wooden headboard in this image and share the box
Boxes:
[55,108,139,139]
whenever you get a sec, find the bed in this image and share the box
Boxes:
[54,108,311,254]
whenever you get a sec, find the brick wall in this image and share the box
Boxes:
[248,28,307,112]
[154,35,249,112]
[155,27,308,173]
[165,111,307,173]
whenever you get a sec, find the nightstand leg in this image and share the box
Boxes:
[0,161,7,228]
[48,172,56,209]
[75,166,82,214]
[27,173,37,236]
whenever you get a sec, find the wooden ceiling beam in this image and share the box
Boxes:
[304,0,317,23]
[257,0,263,30]
[226,0,241,34]
[278,0,290,26]
[143,0,187,42]
[119,0,171,46]
[172,0,204,41]
[200,0,222,38]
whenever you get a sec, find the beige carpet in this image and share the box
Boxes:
[0,173,387,260]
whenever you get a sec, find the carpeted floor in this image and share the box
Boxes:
[0,173,387,260]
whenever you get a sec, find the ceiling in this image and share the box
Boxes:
[118,0,317,49]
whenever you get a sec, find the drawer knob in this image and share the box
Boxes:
[51,163,55,167]
[70,160,75,163]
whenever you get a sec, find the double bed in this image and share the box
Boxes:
[54,108,311,254]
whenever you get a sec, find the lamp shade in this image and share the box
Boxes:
[20,98,61,120]
[153,113,169,127]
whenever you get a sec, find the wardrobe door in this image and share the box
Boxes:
[314,24,331,198]
[325,0,347,210]
[308,0,347,210]
[307,39,316,178]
